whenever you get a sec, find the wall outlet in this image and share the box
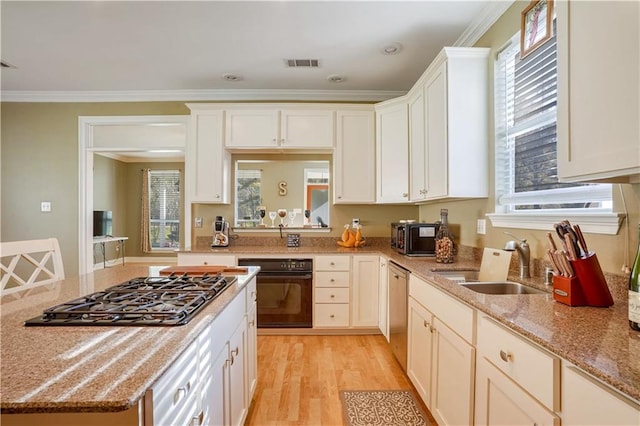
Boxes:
[352,218,360,228]
[477,219,486,235]
[40,201,52,212]
[195,217,203,228]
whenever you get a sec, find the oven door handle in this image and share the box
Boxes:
[257,273,312,280]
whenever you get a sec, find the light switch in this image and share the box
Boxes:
[477,219,486,235]
[41,201,52,212]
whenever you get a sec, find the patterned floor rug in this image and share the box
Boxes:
[340,390,431,426]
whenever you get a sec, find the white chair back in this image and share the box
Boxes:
[0,238,65,296]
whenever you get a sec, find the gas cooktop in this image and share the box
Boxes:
[24,274,236,327]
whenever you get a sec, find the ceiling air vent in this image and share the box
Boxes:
[285,59,320,68]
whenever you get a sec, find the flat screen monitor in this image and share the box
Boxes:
[93,210,113,238]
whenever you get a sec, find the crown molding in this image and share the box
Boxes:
[0,89,405,103]
[454,0,516,47]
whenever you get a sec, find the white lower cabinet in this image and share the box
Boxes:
[407,297,434,405]
[430,317,475,426]
[351,255,379,327]
[475,357,559,426]
[561,363,640,425]
[314,255,350,328]
[407,275,475,426]
[378,256,389,340]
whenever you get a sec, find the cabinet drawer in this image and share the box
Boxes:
[177,253,236,266]
[151,340,199,426]
[411,275,475,343]
[314,303,350,327]
[316,271,350,287]
[315,255,350,271]
[316,287,350,303]
[477,315,559,411]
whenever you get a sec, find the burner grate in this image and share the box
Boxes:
[25,274,236,326]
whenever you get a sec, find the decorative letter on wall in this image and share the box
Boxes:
[278,181,288,196]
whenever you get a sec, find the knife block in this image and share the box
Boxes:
[569,252,614,307]
[552,275,588,306]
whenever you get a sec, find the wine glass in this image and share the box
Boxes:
[268,211,277,227]
[257,206,266,227]
[277,209,287,226]
[288,210,297,227]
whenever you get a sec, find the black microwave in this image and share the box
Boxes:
[391,222,439,256]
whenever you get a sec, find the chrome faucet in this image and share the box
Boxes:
[503,232,531,279]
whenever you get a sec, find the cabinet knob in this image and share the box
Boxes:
[203,261,208,265]
[402,193,408,198]
[330,262,335,266]
[429,326,436,333]
[272,138,277,143]
[337,195,342,199]
[423,320,429,328]
[249,320,255,326]
[330,314,335,318]
[499,350,512,362]
[330,294,335,298]
[330,278,335,282]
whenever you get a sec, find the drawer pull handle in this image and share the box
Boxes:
[192,411,204,426]
[499,350,512,362]
[231,347,239,365]
[251,291,257,302]
[423,320,428,328]
[174,381,191,404]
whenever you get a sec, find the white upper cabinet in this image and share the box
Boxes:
[422,47,489,200]
[185,106,230,204]
[334,108,376,204]
[375,99,409,203]
[408,88,427,202]
[225,109,280,148]
[225,106,334,150]
[557,0,640,183]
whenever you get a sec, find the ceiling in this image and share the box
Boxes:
[0,1,511,103]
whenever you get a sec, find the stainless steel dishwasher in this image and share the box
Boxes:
[388,261,409,371]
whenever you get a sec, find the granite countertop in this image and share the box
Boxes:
[0,265,259,414]
[186,240,640,403]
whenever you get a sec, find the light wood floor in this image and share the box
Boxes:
[244,334,436,426]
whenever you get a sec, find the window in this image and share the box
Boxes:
[235,168,262,227]
[148,170,181,250]
[494,26,611,216]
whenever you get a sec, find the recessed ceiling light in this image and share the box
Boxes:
[327,75,345,83]
[381,42,403,55]
[222,73,242,82]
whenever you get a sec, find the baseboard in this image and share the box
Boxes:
[93,256,177,269]
[258,328,382,336]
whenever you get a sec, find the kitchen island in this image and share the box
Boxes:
[1,264,259,425]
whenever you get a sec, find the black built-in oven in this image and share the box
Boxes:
[238,258,313,328]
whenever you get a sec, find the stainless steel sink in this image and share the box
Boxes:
[460,282,546,295]
[432,269,546,295]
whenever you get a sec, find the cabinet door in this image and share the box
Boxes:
[378,256,389,340]
[475,357,559,426]
[334,110,376,203]
[562,364,640,425]
[407,297,434,408]
[208,343,230,426]
[229,319,247,426]
[187,110,230,203]
[424,62,448,199]
[225,109,279,148]
[280,109,334,149]
[409,88,427,201]
[351,255,380,327]
[430,318,475,426]
[246,305,258,402]
[557,0,640,182]
[375,102,409,203]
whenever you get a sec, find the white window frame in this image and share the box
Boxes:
[487,32,622,235]
[148,169,181,251]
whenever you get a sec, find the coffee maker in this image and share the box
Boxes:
[212,216,230,247]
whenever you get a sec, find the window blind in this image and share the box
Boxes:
[148,170,181,249]
[495,26,610,213]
